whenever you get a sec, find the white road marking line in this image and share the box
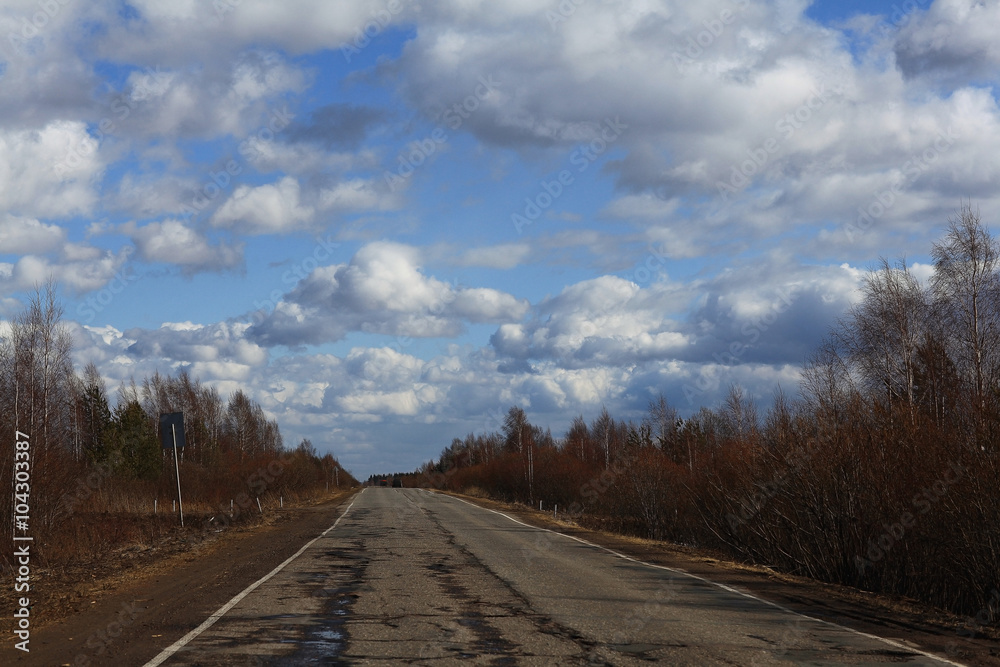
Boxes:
[141,489,364,667]
[437,491,965,667]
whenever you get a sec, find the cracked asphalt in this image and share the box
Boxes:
[154,487,960,666]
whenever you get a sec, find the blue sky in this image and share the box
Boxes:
[2,0,997,478]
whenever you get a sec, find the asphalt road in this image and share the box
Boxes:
[146,487,963,666]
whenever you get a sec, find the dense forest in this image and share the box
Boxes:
[0,285,356,571]
[401,205,1000,630]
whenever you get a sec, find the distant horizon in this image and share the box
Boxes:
[2,0,997,478]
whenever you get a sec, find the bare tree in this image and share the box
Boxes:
[564,415,590,462]
[723,384,759,441]
[502,406,525,452]
[930,203,1000,432]
[838,258,928,421]
[801,339,855,421]
[0,283,78,535]
[502,406,539,501]
[224,389,281,459]
[648,393,679,452]
[591,406,615,469]
[8,282,75,452]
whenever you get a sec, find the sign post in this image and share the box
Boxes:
[159,413,186,527]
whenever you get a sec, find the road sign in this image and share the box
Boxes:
[159,412,186,449]
[160,412,185,526]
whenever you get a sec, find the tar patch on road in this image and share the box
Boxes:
[272,541,369,666]
[424,555,520,663]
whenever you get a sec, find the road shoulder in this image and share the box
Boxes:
[1,489,359,667]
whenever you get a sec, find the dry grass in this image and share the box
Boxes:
[17,482,351,571]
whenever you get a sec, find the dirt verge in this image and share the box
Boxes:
[0,489,358,667]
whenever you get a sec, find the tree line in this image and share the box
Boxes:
[1,284,356,571]
[401,204,1000,629]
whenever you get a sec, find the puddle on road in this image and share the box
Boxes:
[274,588,357,665]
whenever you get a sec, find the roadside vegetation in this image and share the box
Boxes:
[401,204,1000,630]
[0,285,357,576]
